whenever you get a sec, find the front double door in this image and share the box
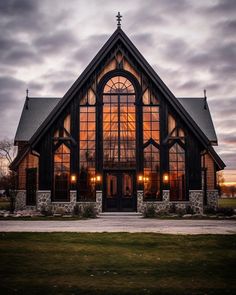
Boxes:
[104,170,136,212]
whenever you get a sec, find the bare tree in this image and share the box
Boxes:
[0,139,17,212]
[217,171,225,197]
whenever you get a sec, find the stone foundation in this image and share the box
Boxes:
[207,190,219,210]
[189,190,203,214]
[137,190,204,214]
[37,191,51,212]
[14,188,218,215]
[15,190,26,210]
[35,190,102,214]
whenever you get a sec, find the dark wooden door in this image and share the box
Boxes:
[26,168,37,206]
[104,171,136,212]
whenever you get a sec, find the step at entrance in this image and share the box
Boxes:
[99,212,143,218]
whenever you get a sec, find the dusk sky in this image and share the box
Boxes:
[0,0,235,183]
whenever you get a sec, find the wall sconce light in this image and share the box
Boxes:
[163,173,169,183]
[70,174,77,183]
[96,175,102,182]
[138,175,143,182]
[143,176,149,182]
[90,177,96,183]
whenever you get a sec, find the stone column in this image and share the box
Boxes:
[189,190,203,214]
[15,190,26,210]
[207,190,219,210]
[36,190,51,212]
[137,190,144,213]
[96,190,103,213]
[162,190,170,211]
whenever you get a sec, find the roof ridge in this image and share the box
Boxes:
[27,97,61,99]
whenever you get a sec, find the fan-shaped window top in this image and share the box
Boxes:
[104,76,135,94]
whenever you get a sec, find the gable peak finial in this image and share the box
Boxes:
[26,88,29,98]
[116,12,122,28]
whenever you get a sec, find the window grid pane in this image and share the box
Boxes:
[79,106,96,201]
[169,143,186,201]
[144,144,161,200]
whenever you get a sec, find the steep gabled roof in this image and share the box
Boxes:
[28,28,212,149]
[11,27,225,170]
[14,97,60,143]
[177,97,217,145]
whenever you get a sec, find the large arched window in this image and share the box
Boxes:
[53,144,70,201]
[169,143,186,201]
[103,76,136,167]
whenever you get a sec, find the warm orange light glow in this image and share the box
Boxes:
[71,174,76,183]
[163,173,169,183]
[143,177,149,182]
[222,181,236,186]
[91,177,96,183]
[96,175,101,182]
[138,175,143,182]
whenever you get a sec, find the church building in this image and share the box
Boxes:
[10,17,225,214]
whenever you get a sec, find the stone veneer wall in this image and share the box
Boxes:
[35,190,103,214]
[137,190,204,214]
[189,190,203,214]
[207,190,219,210]
[15,190,26,210]
[15,189,217,214]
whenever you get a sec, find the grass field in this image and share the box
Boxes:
[0,201,10,210]
[0,233,236,295]
[218,198,236,208]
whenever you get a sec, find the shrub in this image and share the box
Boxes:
[169,203,176,214]
[73,204,81,216]
[186,205,194,215]
[204,206,216,215]
[176,207,186,217]
[40,205,53,216]
[143,205,156,218]
[216,207,234,216]
[54,207,66,216]
[81,205,97,218]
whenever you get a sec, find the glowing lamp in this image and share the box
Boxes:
[96,175,101,182]
[71,174,77,183]
[163,173,169,183]
[91,177,96,183]
[138,175,143,182]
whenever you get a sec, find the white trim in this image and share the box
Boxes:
[37,190,51,193]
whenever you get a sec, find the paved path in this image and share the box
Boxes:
[1,218,236,234]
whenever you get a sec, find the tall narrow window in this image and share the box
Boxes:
[142,87,160,200]
[54,144,70,201]
[103,76,136,167]
[169,143,186,201]
[144,144,160,200]
[79,90,96,201]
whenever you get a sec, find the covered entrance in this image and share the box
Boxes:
[103,170,136,211]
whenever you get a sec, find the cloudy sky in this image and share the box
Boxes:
[0,0,235,183]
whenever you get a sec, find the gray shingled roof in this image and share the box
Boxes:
[177,97,217,145]
[14,97,61,143]
[14,96,217,145]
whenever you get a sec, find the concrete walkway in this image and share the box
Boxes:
[1,217,236,234]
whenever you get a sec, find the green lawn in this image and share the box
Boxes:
[218,198,236,208]
[0,201,10,210]
[0,233,236,295]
